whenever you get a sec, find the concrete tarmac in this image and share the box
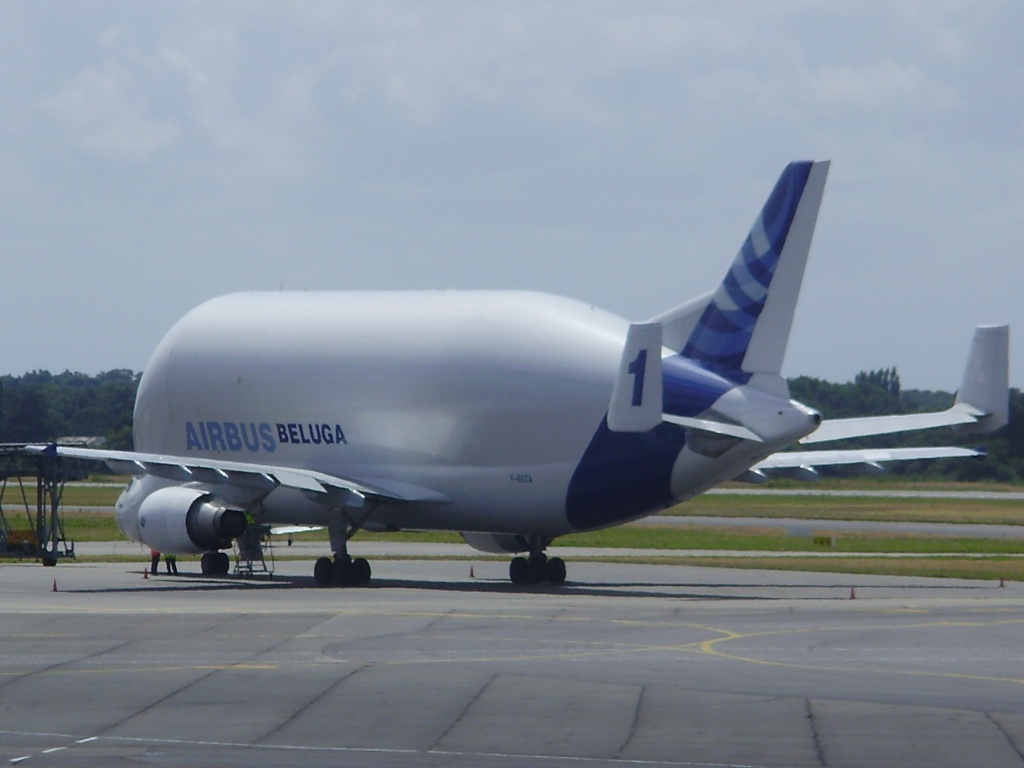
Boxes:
[3,555,1024,767]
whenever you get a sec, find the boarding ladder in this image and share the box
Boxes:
[233,524,274,578]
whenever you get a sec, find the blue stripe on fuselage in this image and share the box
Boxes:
[661,355,735,420]
[565,355,735,530]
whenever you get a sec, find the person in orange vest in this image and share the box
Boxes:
[150,548,161,575]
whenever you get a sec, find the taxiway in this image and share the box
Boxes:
[2,556,1024,767]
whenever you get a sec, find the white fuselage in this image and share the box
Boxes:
[119,290,814,543]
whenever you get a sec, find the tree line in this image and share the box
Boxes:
[0,370,138,449]
[1,368,1021,482]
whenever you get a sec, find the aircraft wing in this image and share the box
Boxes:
[24,445,451,506]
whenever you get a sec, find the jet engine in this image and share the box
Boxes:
[136,486,248,554]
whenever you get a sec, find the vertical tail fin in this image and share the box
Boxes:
[681,161,829,383]
[954,325,1010,433]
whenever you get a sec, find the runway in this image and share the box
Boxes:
[2,557,1024,767]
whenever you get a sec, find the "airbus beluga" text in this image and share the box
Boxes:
[185,421,348,453]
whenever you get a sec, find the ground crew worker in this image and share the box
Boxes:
[150,548,161,575]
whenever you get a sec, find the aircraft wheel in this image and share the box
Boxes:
[313,556,335,586]
[333,557,352,586]
[201,552,228,575]
[546,557,566,585]
[527,555,548,584]
[509,556,530,585]
[350,557,372,585]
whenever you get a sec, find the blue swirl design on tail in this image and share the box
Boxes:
[682,161,813,380]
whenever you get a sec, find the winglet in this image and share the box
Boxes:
[954,325,1009,434]
[608,322,663,432]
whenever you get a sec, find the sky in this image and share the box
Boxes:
[1,1,1021,391]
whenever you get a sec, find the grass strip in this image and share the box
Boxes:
[10,481,1024,527]
[558,526,1024,554]
[31,511,1024,554]
[621,556,1024,581]
[665,494,1024,526]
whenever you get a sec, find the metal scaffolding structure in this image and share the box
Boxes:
[0,444,75,565]
[233,524,275,578]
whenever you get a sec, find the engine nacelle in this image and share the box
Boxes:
[136,486,248,554]
[461,532,550,554]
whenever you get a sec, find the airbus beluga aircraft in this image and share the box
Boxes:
[37,161,1009,586]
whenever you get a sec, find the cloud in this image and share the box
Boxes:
[39,23,180,161]
[2,0,1022,386]
[810,61,958,113]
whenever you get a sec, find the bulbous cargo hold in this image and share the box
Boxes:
[133,290,628,478]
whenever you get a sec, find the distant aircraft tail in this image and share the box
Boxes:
[800,324,1009,445]
[666,161,829,387]
[954,325,1010,433]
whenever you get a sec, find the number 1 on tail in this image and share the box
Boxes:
[628,349,647,407]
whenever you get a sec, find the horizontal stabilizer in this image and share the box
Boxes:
[662,413,762,442]
[608,323,663,432]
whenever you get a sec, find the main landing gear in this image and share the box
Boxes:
[509,537,566,585]
[200,551,231,575]
[313,511,374,587]
[313,554,371,587]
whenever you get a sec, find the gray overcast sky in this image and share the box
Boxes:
[1,1,1021,390]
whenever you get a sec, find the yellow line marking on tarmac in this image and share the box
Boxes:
[693,617,1024,686]
[7,611,1024,689]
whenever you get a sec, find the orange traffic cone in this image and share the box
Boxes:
[52,579,57,592]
